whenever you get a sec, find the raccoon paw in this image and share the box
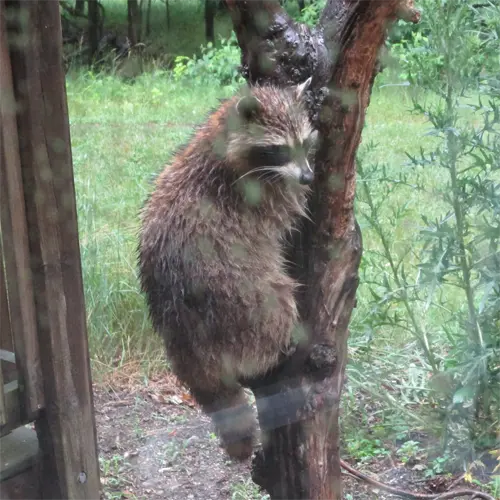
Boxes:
[222,435,254,461]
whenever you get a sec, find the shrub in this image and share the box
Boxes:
[173,31,244,88]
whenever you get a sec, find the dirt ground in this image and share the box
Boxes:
[94,377,491,500]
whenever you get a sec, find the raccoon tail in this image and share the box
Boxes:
[191,384,257,461]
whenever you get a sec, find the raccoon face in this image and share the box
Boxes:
[225,78,319,186]
[244,131,318,186]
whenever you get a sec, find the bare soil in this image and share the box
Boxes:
[94,377,490,500]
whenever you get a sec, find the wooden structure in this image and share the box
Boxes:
[0,1,100,498]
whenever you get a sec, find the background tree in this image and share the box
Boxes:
[205,0,216,43]
[127,0,141,46]
[75,0,85,16]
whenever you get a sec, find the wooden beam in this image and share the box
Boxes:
[0,238,8,426]
[0,358,5,427]
[0,350,24,436]
[0,426,39,482]
[0,0,44,420]
[6,0,100,497]
[0,466,41,500]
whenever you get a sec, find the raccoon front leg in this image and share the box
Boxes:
[190,384,257,461]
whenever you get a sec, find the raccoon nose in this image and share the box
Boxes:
[300,170,314,185]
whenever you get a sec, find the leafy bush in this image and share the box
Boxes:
[357,0,500,469]
[173,31,244,88]
[296,0,326,26]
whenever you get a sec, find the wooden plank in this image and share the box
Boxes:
[0,349,24,436]
[0,0,44,419]
[6,1,100,498]
[0,235,15,362]
[0,239,8,426]
[0,354,5,427]
[0,425,39,481]
[0,465,41,500]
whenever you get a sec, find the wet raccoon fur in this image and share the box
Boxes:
[138,78,317,460]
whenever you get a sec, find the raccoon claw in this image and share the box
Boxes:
[223,436,254,461]
[281,342,297,359]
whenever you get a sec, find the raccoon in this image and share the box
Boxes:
[138,78,317,460]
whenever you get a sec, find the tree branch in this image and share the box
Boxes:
[341,459,495,500]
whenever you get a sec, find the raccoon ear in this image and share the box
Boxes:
[236,95,262,122]
[293,76,313,99]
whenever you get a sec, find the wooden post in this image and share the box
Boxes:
[0,0,44,422]
[226,0,420,498]
[5,0,100,497]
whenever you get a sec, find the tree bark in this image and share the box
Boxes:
[145,0,152,37]
[205,0,216,43]
[127,0,141,46]
[75,0,85,16]
[226,0,420,498]
[165,0,170,30]
[87,0,100,64]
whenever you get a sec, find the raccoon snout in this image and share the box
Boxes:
[299,170,314,185]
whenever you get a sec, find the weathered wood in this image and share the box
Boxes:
[0,239,15,361]
[226,0,419,498]
[0,466,41,500]
[0,354,5,427]
[0,237,8,426]
[6,0,100,497]
[0,425,39,482]
[0,348,24,436]
[0,0,44,421]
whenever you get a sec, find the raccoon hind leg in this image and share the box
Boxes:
[191,384,257,461]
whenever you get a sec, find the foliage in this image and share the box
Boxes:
[295,0,326,26]
[345,437,390,463]
[173,31,244,88]
[356,0,500,468]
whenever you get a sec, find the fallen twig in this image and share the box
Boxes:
[340,459,495,500]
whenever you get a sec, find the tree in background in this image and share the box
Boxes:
[127,0,141,46]
[205,0,216,43]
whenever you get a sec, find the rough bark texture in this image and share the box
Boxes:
[205,0,216,42]
[87,0,100,64]
[127,0,141,46]
[226,1,419,498]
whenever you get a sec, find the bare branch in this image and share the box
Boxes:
[341,460,495,500]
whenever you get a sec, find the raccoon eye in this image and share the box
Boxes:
[302,130,319,153]
[247,145,292,167]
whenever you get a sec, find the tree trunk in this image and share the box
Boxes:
[145,0,152,36]
[87,0,100,64]
[205,0,216,43]
[297,0,305,12]
[225,0,420,498]
[75,0,85,16]
[165,0,170,30]
[127,0,141,46]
